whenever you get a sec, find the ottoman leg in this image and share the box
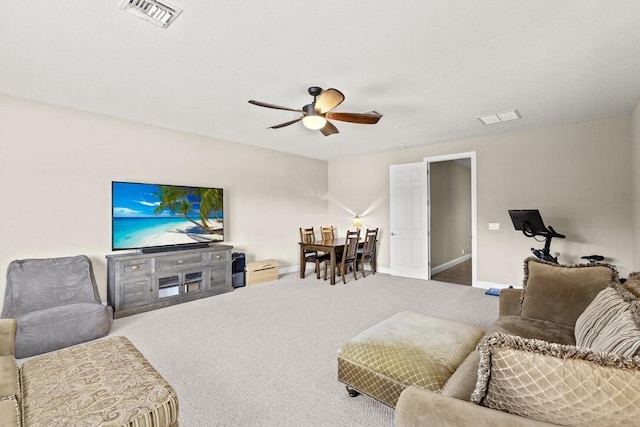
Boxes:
[346,386,361,397]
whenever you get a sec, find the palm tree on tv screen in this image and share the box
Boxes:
[153,186,223,234]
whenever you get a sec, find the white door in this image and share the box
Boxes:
[389,162,428,279]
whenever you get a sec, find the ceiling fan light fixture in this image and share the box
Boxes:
[302,104,327,130]
[302,115,327,130]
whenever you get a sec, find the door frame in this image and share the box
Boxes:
[423,151,477,286]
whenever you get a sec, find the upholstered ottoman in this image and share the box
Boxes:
[20,336,179,427]
[338,311,485,407]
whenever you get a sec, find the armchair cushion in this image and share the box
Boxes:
[15,302,112,358]
[472,332,640,426]
[3,256,101,316]
[518,257,617,327]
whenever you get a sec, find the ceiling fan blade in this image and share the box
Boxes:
[320,121,339,136]
[249,100,302,112]
[326,111,382,125]
[314,88,345,114]
[268,117,302,129]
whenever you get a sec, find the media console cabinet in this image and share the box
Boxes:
[106,245,233,318]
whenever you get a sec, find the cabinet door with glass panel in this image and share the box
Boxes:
[157,269,206,299]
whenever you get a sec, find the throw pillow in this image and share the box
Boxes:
[575,284,640,357]
[623,272,640,298]
[472,332,640,426]
[518,257,617,326]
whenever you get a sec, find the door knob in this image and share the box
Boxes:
[391,232,396,236]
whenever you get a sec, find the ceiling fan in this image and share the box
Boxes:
[248,86,382,136]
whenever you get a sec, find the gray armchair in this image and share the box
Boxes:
[2,255,113,358]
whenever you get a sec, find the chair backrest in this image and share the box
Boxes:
[2,255,101,317]
[341,230,361,262]
[300,227,316,245]
[361,228,379,257]
[321,226,334,240]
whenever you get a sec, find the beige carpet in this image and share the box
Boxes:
[110,271,498,427]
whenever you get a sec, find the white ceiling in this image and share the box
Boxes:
[2,1,640,160]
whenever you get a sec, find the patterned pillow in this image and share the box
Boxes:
[575,284,640,357]
[519,257,618,327]
[472,332,640,426]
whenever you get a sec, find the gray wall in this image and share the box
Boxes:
[2,94,638,306]
[0,94,329,305]
[329,114,636,286]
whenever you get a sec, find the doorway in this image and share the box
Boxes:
[426,152,477,286]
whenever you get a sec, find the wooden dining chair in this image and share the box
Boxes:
[320,226,335,240]
[325,229,361,284]
[357,228,378,277]
[300,227,328,279]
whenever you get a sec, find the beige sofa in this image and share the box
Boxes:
[395,258,640,426]
[0,319,179,427]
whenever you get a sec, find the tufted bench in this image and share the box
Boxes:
[20,336,179,427]
[338,311,485,407]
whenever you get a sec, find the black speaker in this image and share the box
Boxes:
[232,252,246,287]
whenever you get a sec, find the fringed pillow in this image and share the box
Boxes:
[472,332,640,426]
[575,282,640,357]
[623,272,640,298]
[518,257,618,327]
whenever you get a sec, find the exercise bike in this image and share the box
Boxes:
[508,210,606,265]
[508,209,566,264]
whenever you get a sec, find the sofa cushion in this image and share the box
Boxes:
[0,356,20,401]
[471,332,640,426]
[575,284,640,357]
[490,315,576,345]
[0,397,21,427]
[519,257,617,327]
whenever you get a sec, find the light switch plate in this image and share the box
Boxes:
[489,223,500,231]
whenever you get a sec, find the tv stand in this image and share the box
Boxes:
[107,245,233,318]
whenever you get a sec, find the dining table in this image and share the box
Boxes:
[299,237,367,285]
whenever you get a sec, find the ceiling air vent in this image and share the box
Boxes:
[477,109,521,125]
[119,0,182,29]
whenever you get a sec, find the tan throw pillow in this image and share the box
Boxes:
[575,285,640,357]
[623,272,640,298]
[472,332,640,426]
[519,257,617,326]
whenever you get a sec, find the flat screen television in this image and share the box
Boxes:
[112,181,224,252]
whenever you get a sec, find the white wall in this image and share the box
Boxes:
[329,115,634,286]
[0,95,329,305]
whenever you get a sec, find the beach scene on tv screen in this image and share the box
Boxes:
[113,182,223,249]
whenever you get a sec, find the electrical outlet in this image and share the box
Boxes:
[488,223,500,231]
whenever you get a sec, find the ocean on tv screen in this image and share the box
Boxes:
[113,216,223,249]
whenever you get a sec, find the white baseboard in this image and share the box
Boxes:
[431,254,471,275]
[474,280,519,290]
[279,265,298,274]
[284,264,518,290]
